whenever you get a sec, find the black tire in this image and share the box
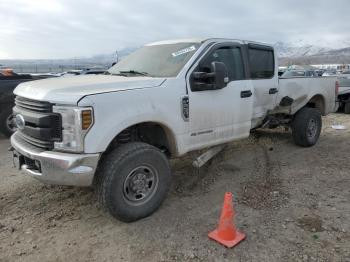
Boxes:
[0,106,16,137]
[96,142,171,222]
[344,102,350,114]
[292,107,322,147]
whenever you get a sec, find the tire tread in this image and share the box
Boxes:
[0,106,14,137]
[95,142,171,222]
[292,107,322,147]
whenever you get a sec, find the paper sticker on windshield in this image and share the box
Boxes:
[172,45,196,57]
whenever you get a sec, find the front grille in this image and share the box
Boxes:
[17,131,55,150]
[15,96,52,113]
[14,96,61,150]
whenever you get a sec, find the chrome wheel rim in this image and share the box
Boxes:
[123,165,159,205]
[307,118,318,139]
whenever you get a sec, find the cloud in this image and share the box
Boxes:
[0,0,349,59]
[0,50,10,59]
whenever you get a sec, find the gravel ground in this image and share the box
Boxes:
[0,113,349,262]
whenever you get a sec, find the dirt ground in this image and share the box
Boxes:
[0,113,349,262]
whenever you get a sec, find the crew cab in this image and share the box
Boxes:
[10,38,338,222]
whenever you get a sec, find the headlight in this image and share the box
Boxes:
[53,106,94,152]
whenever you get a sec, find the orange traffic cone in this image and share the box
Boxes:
[208,192,246,248]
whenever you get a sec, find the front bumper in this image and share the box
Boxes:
[11,133,100,186]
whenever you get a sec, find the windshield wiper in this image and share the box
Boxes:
[119,70,150,76]
[106,71,128,76]
[110,73,127,76]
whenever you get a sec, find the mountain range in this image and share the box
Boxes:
[274,40,350,65]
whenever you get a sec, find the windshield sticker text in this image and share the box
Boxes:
[172,45,196,57]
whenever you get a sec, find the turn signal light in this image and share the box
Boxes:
[81,110,93,130]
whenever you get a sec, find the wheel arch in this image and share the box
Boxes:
[104,121,178,157]
[306,94,326,115]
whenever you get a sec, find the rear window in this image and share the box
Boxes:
[248,47,274,79]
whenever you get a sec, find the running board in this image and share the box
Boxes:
[192,145,225,168]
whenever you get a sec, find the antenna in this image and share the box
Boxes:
[115,50,119,63]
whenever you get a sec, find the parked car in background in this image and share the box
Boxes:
[315,69,325,76]
[340,71,350,79]
[81,68,106,75]
[0,71,55,137]
[281,69,317,78]
[60,70,83,77]
[322,70,337,76]
[278,69,286,76]
[61,68,106,77]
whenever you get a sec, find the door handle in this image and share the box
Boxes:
[241,90,252,98]
[269,88,278,94]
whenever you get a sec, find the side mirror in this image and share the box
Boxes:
[192,62,229,91]
[211,61,229,89]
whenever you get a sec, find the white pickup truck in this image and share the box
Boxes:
[10,38,338,222]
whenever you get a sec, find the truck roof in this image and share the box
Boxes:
[147,38,272,48]
[146,38,205,46]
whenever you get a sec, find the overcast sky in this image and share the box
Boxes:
[0,0,349,59]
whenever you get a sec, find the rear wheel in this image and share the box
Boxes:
[96,142,171,222]
[292,107,322,147]
[0,107,16,137]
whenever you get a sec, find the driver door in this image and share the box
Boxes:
[186,43,254,150]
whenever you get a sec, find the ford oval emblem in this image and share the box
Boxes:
[15,114,25,130]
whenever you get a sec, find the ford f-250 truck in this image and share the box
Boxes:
[10,38,338,222]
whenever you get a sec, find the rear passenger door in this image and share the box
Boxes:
[247,44,278,120]
[187,43,254,150]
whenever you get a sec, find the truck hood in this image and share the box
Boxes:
[14,75,166,104]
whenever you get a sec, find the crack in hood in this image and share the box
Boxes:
[14,75,166,104]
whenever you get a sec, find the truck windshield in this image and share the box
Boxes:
[108,42,201,77]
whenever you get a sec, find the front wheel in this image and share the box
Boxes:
[96,142,171,222]
[292,107,322,147]
[0,107,16,137]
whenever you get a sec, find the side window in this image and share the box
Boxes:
[248,47,274,79]
[200,46,245,81]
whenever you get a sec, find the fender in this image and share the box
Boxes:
[81,87,186,155]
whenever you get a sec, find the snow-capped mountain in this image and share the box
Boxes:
[274,39,350,58]
[274,41,331,58]
[276,40,350,65]
[317,47,350,57]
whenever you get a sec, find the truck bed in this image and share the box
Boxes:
[275,76,338,115]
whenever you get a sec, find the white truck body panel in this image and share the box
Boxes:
[276,77,337,115]
[82,79,189,155]
[14,75,165,104]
